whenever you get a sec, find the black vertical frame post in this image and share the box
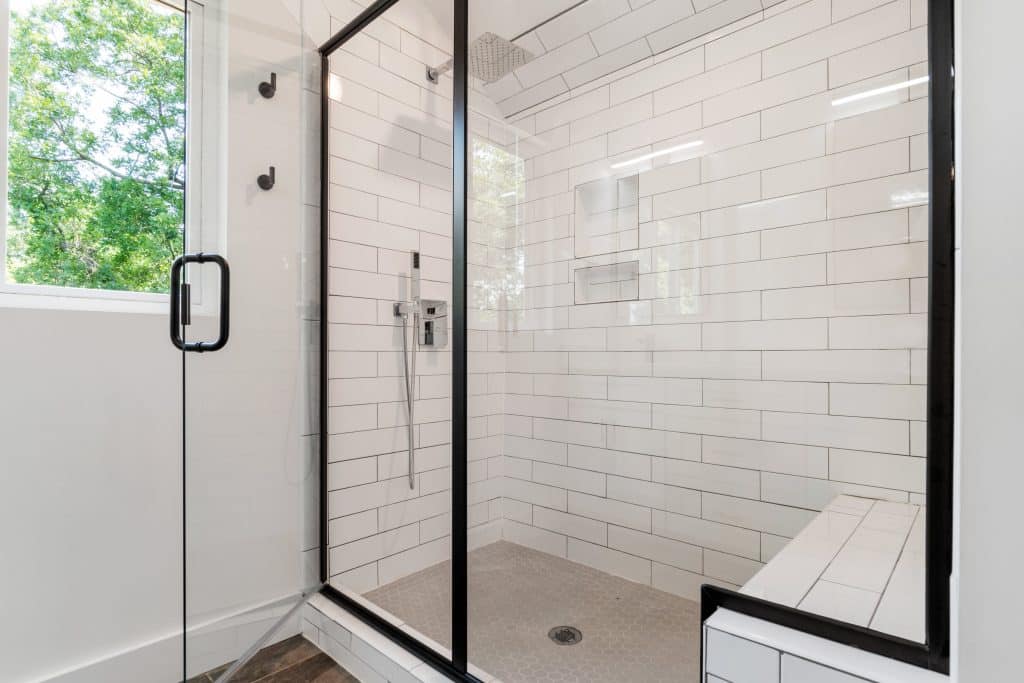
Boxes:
[319,52,330,585]
[925,0,955,669]
[451,0,470,673]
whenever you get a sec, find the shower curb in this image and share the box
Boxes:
[302,593,500,683]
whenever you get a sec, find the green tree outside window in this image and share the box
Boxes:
[5,0,185,294]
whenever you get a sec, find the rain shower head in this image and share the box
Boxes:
[427,32,534,84]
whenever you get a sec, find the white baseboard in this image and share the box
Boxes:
[36,600,302,683]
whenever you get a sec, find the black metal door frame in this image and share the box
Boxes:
[317,1,477,680]
[316,0,957,678]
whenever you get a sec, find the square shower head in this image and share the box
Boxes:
[469,32,534,83]
[428,32,534,84]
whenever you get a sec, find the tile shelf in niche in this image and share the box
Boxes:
[574,260,640,305]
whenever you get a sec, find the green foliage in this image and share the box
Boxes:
[5,0,185,293]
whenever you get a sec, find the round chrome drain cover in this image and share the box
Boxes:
[548,626,582,646]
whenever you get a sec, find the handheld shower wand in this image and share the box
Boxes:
[394,252,420,490]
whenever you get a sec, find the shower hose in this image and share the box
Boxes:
[400,309,417,489]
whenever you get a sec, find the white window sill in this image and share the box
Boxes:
[0,284,169,315]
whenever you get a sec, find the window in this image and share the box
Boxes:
[0,0,187,300]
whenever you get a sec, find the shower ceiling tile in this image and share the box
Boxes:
[647,0,762,55]
[589,0,696,54]
[563,38,652,90]
[536,0,632,51]
[515,35,597,89]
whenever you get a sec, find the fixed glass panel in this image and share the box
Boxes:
[182,0,316,678]
[322,0,455,657]
[464,0,933,680]
[0,2,186,682]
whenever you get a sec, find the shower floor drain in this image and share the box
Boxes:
[548,626,583,646]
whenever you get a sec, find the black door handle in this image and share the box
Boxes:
[170,253,230,352]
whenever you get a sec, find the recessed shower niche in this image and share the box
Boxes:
[573,174,640,258]
[573,174,641,304]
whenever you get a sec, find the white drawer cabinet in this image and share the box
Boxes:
[705,628,780,683]
[783,655,870,683]
[702,610,948,683]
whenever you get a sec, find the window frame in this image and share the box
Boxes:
[0,0,204,312]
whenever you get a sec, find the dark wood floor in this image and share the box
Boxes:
[188,635,357,683]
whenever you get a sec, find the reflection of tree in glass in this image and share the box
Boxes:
[5,0,185,293]
[471,135,523,314]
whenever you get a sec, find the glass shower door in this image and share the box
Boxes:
[178,0,318,679]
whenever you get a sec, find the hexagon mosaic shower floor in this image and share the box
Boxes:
[364,541,701,682]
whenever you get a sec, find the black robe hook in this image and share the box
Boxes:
[259,72,277,99]
[257,166,276,191]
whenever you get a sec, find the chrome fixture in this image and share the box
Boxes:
[394,253,448,489]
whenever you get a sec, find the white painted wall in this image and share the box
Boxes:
[954,1,1024,680]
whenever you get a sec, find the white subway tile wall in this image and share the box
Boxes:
[487,0,929,602]
[324,0,931,616]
